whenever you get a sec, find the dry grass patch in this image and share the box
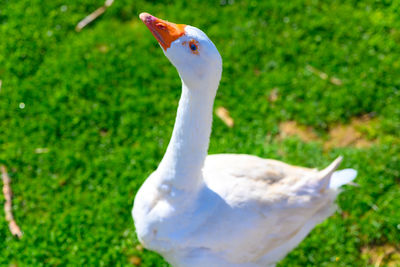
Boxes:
[216,106,234,128]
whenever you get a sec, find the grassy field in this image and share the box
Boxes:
[1,0,399,266]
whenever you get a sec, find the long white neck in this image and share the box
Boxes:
[156,80,218,191]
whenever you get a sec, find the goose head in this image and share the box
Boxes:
[139,12,222,91]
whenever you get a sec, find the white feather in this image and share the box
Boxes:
[329,169,358,189]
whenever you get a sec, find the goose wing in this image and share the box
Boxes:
[196,154,345,264]
[203,154,343,207]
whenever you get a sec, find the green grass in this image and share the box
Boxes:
[1,0,399,266]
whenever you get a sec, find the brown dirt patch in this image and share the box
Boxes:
[129,256,142,266]
[278,114,377,150]
[361,244,400,267]
[278,121,319,142]
[324,114,377,151]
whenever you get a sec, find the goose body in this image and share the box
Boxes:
[133,13,357,267]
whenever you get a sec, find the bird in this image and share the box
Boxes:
[132,12,357,267]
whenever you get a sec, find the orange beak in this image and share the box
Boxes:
[139,12,186,50]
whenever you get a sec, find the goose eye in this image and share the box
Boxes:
[188,40,199,54]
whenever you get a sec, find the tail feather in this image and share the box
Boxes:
[329,169,357,189]
[317,156,357,190]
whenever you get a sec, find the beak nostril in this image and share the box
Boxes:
[156,23,167,30]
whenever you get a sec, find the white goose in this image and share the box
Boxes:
[133,13,357,267]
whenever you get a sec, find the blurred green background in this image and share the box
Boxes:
[1,0,399,266]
